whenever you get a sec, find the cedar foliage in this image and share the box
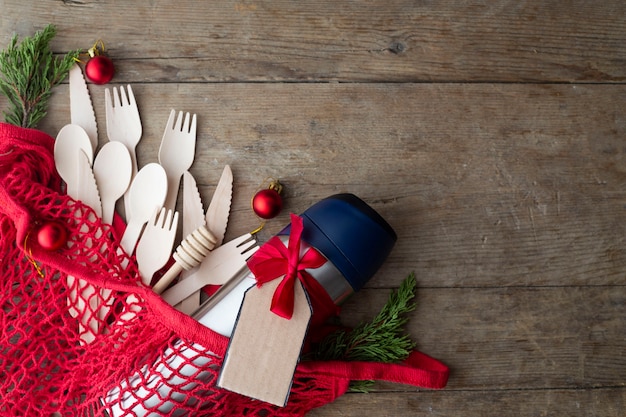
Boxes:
[311,272,418,392]
[0,24,79,128]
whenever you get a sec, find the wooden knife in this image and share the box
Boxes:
[182,171,206,241]
[69,63,98,151]
[76,149,102,218]
[204,164,233,247]
[177,165,233,313]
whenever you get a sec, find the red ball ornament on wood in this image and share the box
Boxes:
[85,55,115,85]
[84,40,115,85]
[252,180,284,220]
[36,222,68,251]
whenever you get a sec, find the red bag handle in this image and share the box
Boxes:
[298,350,449,389]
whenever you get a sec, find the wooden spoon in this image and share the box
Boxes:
[93,141,132,224]
[54,124,93,197]
[120,163,168,255]
[54,125,97,345]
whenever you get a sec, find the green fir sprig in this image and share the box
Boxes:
[0,24,79,128]
[310,272,418,392]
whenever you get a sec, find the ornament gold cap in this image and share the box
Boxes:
[87,39,106,58]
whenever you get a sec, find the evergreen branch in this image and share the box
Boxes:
[0,24,80,128]
[310,272,419,392]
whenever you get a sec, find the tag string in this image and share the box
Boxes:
[23,230,44,278]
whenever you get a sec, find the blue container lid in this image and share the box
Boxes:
[279,193,397,291]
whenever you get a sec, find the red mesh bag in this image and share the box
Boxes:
[0,123,449,416]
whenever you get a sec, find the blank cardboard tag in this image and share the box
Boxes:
[218,278,312,407]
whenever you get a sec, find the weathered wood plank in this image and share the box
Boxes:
[335,287,625,391]
[1,4,625,416]
[1,0,625,82]
[308,388,626,417]
[31,83,626,288]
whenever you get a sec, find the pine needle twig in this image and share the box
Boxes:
[0,24,79,128]
[310,272,419,392]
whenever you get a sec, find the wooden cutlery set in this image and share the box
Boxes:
[55,63,259,342]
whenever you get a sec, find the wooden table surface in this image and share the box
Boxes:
[2,1,625,416]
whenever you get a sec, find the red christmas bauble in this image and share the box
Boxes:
[252,188,283,219]
[85,55,115,85]
[37,222,68,251]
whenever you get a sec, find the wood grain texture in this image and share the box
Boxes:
[1,0,625,415]
[308,388,626,417]
[336,287,626,390]
[36,83,626,289]
[1,0,625,83]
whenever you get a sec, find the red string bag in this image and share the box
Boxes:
[0,123,448,416]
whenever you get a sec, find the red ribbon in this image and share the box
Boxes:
[247,214,339,320]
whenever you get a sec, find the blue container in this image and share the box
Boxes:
[279,193,397,293]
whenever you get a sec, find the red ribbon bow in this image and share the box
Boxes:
[247,214,338,320]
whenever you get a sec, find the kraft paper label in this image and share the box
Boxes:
[217,278,312,407]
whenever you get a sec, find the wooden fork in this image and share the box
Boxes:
[104,85,142,219]
[158,109,197,211]
[160,233,259,307]
[135,207,179,286]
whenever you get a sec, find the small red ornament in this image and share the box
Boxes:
[85,56,114,84]
[84,40,114,85]
[36,222,68,251]
[252,180,283,220]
